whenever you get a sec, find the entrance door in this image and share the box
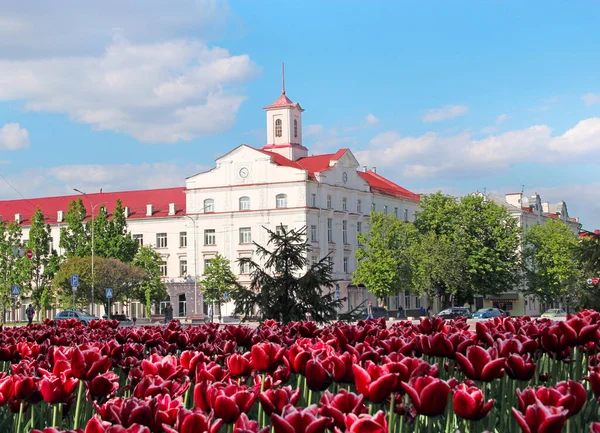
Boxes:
[178,294,186,317]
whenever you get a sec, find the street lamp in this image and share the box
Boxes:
[183,214,199,315]
[73,189,105,316]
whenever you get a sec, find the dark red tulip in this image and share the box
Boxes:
[84,416,151,433]
[586,368,600,397]
[194,381,255,424]
[132,375,189,399]
[88,372,120,400]
[162,408,223,433]
[31,429,83,433]
[12,374,38,401]
[227,354,252,377]
[319,390,366,431]
[306,358,333,391]
[234,413,270,433]
[512,399,568,433]
[560,316,600,345]
[453,383,494,421]
[401,376,450,416]
[352,362,396,403]
[505,354,537,381]
[334,411,387,433]
[455,345,505,382]
[517,382,586,417]
[40,373,78,404]
[251,342,285,372]
[258,386,300,416]
[141,354,187,381]
[271,404,331,433]
[554,380,587,416]
[71,346,112,380]
[287,345,311,374]
[591,422,600,433]
[420,333,454,358]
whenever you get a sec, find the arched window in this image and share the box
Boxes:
[276,194,287,208]
[342,197,347,211]
[275,119,283,138]
[239,196,250,211]
[294,119,298,138]
[203,198,214,212]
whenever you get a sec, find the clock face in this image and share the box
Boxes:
[239,167,249,178]
[343,172,348,183]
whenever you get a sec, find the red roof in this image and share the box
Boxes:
[358,171,421,202]
[296,149,349,176]
[263,92,303,110]
[0,187,186,226]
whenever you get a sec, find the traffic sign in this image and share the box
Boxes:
[106,288,113,299]
[223,292,229,301]
[71,274,79,287]
[588,279,594,285]
[26,250,33,259]
[593,278,600,286]
[11,284,20,297]
[335,284,340,299]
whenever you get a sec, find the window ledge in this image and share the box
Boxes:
[204,244,216,247]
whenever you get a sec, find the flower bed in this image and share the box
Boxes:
[0,312,599,433]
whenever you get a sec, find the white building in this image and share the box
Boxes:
[0,83,421,321]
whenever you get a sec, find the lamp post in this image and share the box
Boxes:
[73,189,105,317]
[183,214,199,315]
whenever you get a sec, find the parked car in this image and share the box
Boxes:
[541,308,566,318]
[360,306,389,320]
[472,308,504,319]
[436,307,472,320]
[107,314,135,326]
[54,308,98,326]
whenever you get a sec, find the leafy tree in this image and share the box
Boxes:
[203,254,238,321]
[20,208,61,319]
[414,192,520,300]
[131,246,168,316]
[522,218,582,307]
[353,212,418,303]
[576,233,600,276]
[231,225,342,324]
[94,200,138,263]
[53,257,147,310]
[59,199,90,258]
[0,221,26,323]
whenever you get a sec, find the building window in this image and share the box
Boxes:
[160,261,168,276]
[239,261,250,275]
[342,197,347,211]
[327,218,333,242]
[404,209,408,222]
[294,119,298,138]
[310,225,317,242]
[204,258,212,270]
[275,119,282,137]
[384,205,388,215]
[180,260,188,277]
[311,193,317,207]
[416,297,421,309]
[276,225,288,236]
[204,198,214,212]
[276,194,287,208]
[371,202,376,211]
[133,234,143,246]
[357,221,362,234]
[327,195,332,209]
[343,257,349,273]
[204,229,216,245]
[179,232,187,248]
[357,200,362,213]
[394,207,398,218]
[311,255,318,266]
[404,294,411,309]
[342,220,348,244]
[156,233,167,248]
[49,237,54,253]
[239,196,250,211]
[239,227,252,244]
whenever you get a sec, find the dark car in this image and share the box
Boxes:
[360,306,389,320]
[436,307,472,320]
[54,308,98,326]
[106,314,135,326]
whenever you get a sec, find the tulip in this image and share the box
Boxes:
[258,386,300,416]
[505,354,537,381]
[319,390,366,431]
[401,376,450,416]
[228,353,252,377]
[586,368,600,398]
[591,422,600,433]
[71,347,112,380]
[271,404,331,433]
[132,375,189,399]
[335,411,387,433]
[306,358,333,391]
[517,381,587,417]
[287,345,311,374]
[30,429,83,433]
[554,380,587,416]
[162,408,223,433]
[234,413,271,433]
[194,381,255,424]
[0,374,14,406]
[40,373,79,404]
[84,416,151,433]
[420,334,454,358]
[453,383,494,421]
[455,345,505,382]
[352,362,396,403]
[141,354,188,381]
[88,372,120,400]
[511,399,568,433]
[251,342,285,372]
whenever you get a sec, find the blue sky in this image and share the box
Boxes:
[0,1,599,228]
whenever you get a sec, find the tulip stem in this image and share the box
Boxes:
[16,400,23,433]
[388,393,395,432]
[52,404,59,428]
[258,373,266,426]
[73,380,84,429]
[30,404,34,430]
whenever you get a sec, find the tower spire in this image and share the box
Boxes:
[282,62,285,95]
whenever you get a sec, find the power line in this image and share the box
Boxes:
[0,170,39,212]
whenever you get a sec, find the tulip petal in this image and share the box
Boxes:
[419,380,450,416]
[481,357,505,382]
[455,353,476,380]
[511,408,532,433]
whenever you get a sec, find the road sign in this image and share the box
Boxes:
[11,284,20,297]
[71,274,79,287]
[593,278,600,286]
[223,292,229,301]
[588,279,594,285]
[26,249,33,259]
[106,288,113,299]
[335,284,340,299]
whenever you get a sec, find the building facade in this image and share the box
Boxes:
[0,85,421,320]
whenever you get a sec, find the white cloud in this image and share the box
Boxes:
[304,124,324,137]
[496,114,509,124]
[365,113,379,126]
[356,117,600,178]
[0,123,29,150]
[421,105,469,123]
[582,93,600,107]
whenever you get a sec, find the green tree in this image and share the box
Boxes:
[131,246,168,316]
[203,254,237,321]
[53,257,147,310]
[94,200,138,263]
[59,199,90,258]
[0,221,26,323]
[20,208,61,318]
[231,225,342,324]
[353,212,418,303]
[522,218,582,307]
[576,233,600,276]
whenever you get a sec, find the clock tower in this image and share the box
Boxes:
[262,63,308,161]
